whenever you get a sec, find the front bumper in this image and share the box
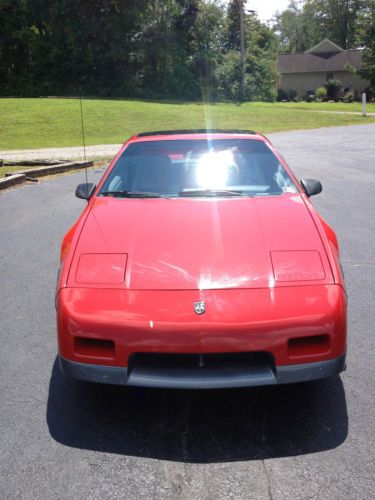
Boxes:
[57,285,347,368]
[59,352,346,389]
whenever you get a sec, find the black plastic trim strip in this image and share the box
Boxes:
[59,353,346,389]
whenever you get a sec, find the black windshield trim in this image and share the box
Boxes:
[178,189,245,198]
[98,190,163,198]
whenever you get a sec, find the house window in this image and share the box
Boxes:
[326,72,334,80]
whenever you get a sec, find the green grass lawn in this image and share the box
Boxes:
[1,98,374,150]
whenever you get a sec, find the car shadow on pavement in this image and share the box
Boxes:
[47,358,348,463]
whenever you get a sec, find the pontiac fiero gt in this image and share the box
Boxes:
[56,130,347,389]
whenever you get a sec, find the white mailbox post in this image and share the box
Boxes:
[362,92,367,117]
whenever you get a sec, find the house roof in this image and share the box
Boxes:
[306,38,344,54]
[277,38,363,74]
[277,49,363,74]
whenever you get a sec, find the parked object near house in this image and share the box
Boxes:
[277,39,369,98]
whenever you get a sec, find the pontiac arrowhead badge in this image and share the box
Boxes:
[194,301,205,315]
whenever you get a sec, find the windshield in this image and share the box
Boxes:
[99,139,298,197]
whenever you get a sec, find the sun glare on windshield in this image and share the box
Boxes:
[196,150,236,189]
[99,139,299,197]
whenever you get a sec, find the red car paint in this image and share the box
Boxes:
[56,131,347,386]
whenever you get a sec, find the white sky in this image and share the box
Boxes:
[222,0,292,23]
[248,0,291,22]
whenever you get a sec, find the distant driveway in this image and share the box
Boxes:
[0,124,374,499]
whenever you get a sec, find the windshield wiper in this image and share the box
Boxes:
[99,190,162,198]
[178,188,243,197]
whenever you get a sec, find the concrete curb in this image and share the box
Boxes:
[5,160,94,179]
[0,174,27,190]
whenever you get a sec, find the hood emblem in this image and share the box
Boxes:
[194,301,205,315]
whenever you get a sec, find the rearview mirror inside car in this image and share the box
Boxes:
[75,183,96,201]
[300,178,322,197]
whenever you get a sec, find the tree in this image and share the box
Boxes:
[319,0,366,49]
[225,0,241,51]
[273,1,325,53]
[358,0,375,90]
[0,0,278,101]
[273,0,366,52]
[0,0,33,95]
[193,1,226,100]
[218,2,277,101]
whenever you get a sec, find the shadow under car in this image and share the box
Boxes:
[46,357,348,463]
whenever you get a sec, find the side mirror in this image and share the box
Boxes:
[300,178,322,197]
[75,183,96,201]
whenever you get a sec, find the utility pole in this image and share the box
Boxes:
[239,0,245,102]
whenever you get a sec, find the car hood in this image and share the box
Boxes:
[69,194,333,290]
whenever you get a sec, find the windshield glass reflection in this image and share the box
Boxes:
[100,139,298,197]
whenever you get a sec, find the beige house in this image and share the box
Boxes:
[277,39,369,96]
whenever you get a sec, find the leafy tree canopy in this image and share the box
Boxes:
[273,0,369,52]
[0,0,278,101]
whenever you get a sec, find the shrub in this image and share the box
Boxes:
[342,89,354,103]
[277,88,288,101]
[303,92,315,102]
[276,88,298,101]
[315,86,327,100]
[364,87,375,101]
[325,78,342,101]
[276,88,300,101]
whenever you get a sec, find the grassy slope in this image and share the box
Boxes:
[0,98,374,150]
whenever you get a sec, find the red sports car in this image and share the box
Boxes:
[56,130,347,389]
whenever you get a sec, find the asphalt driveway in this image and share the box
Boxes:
[0,124,374,499]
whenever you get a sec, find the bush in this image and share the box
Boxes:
[303,92,315,102]
[364,87,375,101]
[277,88,288,101]
[276,88,299,102]
[315,86,327,100]
[325,78,342,101]
[342,89,354,103]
